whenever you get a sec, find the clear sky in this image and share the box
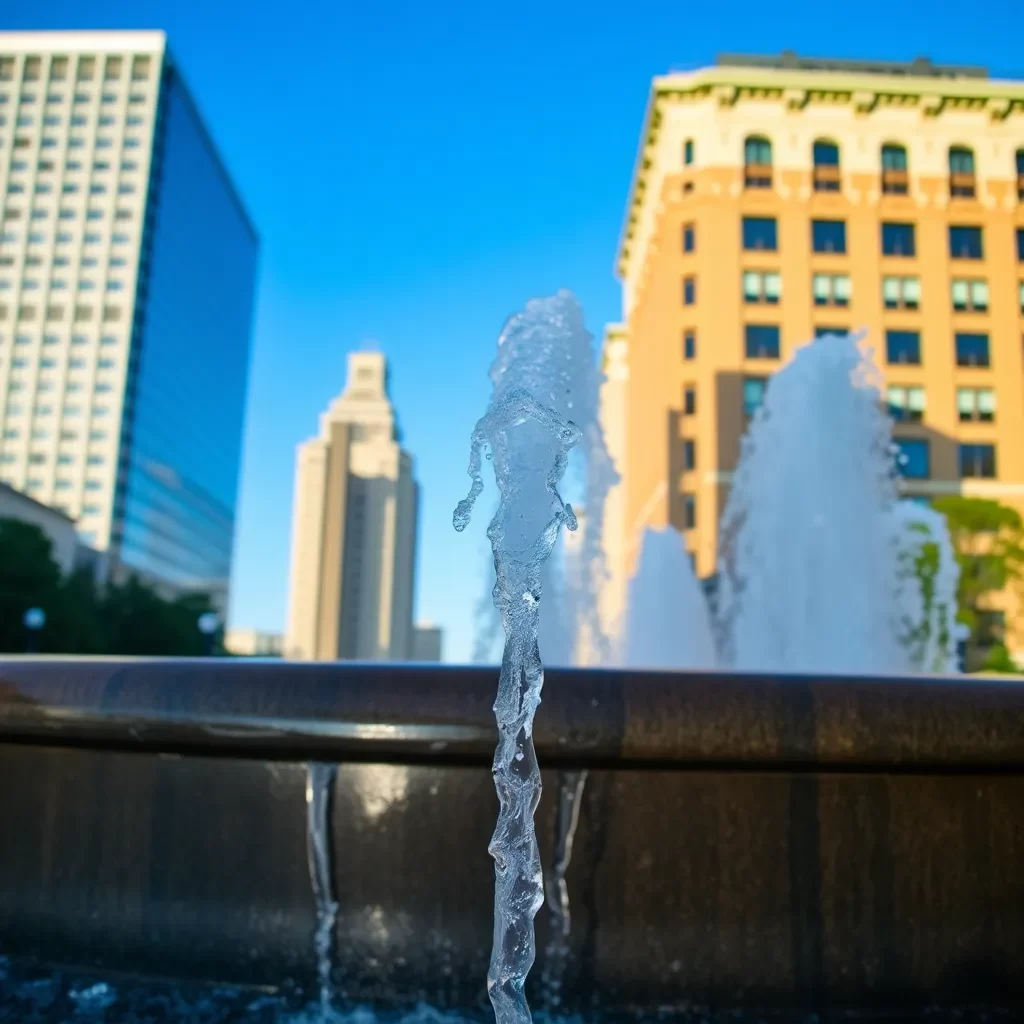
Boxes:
[4,0,1020,661]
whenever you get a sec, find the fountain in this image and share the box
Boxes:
[453,291,584,1024]
[716,333,912,674]
[621,527,716,669]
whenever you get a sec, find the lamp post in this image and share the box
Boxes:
[197,612,219,658]
[23,607,45,655]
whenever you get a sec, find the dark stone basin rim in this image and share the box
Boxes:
[0,658,1022,769]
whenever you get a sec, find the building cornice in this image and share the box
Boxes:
[616,64,1024,281]
[0,30,167,54]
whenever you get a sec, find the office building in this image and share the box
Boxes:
[225,628,283,658]
[607,53,1024,655]
[286,351,419,661]
[0,32,258,606]
[411,623,443,662]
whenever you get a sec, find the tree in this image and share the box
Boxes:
[932,496,1024,669]
[0,519,62,653]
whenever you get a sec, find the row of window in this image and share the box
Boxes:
[4,204,136,220]
[0,55,152,83]
[0,334,121,346]
[0,92,148,108]
[0,304,124,323]
[887,385,996,423]
[7,158,139,173]
[681,135,1024,199]
[0,230,132,246]
[688,271,1024,313]
[0,450,107,465]
[7,184,138,197]
[10,135,144,151]
[2,411,113,435]
[736,217,1008,260]
[1,255,128,271]
[0,427,106,441]
[1,112,146,131]
[0,280,128,294]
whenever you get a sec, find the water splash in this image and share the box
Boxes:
[453,291,584,1024]
[717,334,911,674]
[892,500,961,673]
[306,763,339,1020]
[622,528,716,669]
[541,770,587,1012]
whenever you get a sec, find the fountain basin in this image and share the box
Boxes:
[0,658,1022,1019]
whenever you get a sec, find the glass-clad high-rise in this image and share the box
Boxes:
[0,32,258,604]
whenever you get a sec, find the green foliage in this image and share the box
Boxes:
[981,644,1022,675]
[895,520,954,672]
[0,517,220,656]
[931,496,1024,651]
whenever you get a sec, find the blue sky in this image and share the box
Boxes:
[4,0,1020,660]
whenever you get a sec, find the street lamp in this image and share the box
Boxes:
[197,612,219,657]
[23,607,45,655]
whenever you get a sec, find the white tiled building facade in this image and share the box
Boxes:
[0,33,162,549]
[0,32,258,602]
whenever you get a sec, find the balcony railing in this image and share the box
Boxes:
[881,169,909,195]
[744,162,773,189]
[949,171,976,198]
[812,164,841,192]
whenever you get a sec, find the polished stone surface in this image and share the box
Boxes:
[0,660,1021,1018]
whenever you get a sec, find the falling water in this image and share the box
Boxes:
[541,770,588,1012]
[622,528,716,669]
[305,762,339,1020]
[453,291,585,1024]
[717,333,912,674]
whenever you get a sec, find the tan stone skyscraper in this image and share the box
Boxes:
[286,351,418,661]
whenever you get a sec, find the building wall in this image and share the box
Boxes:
[612,62,1024,654]
[285,352,420,662]
[0,33,258,608]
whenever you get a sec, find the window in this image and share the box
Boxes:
[886,330,921,365]
[102,306,120,322]
[683,386,696,416]
[882,222,915,256]
[106,281,123,292]
[55,479,72,489]
[50,58,68,82]
[955,332,990,367]
[93,160,110,171]
[812,140,840,192]
[948,146,976,198]
[121,160,137,172]
[124,137,140,149]
[683,330,695,360]
[745,324,780,359]
[57,455,74,465]
[950,225,983,259]
[682,494,696,530]
[743,270,782,304]
[744,136,772,188]
[743,376,766,417]
[742,216,777,251]
[104,57,122,81]
[118,182,136,194]
[951,279,988,312]
[888,386,925,422]
[812,273,850,307]
[98,115,114,126]
[819,328,851,343]
[683,439,695,471]
[895,439,930,480]
[1017,148,1024,199]
[957,387,996,423]
[108,257,126,268]
[881,144,909,195]
[43,115,60,127]
[882,276,920,310]
[1019,280,1024,314]
[960,443,996,479]
[682,223,694,252]
[87,455,104,465]
[683,277,696,305]
[77,58,96,82]
[683,139,694,165]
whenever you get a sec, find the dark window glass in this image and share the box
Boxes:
[881,144,907,171]
[683,386,696,416]
[895,439,930,480]
[955,332,990,367]
[683,439,695,471]
[960,444,996,479]
[115,67,258,593]
[742,216,777,251]
[813,140,839,166]
[882,222,915,256]
[683,277,695,305]
[682,223,694,252]
[745,324,780,359]
[683,139,694,165]
[949,147,975,174]
[683,494,696,530]
[1018,229,1024,262]
[815,326,847,339]
[683,330,695,360]
[886,330,920,365]
[949,225,983,259]
[812,219,846,254]
[743,376,766,417]
[744,136,771,165]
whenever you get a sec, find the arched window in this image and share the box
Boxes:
[949,146,976,198]
[881,143,908,195]
[812,139,840,192]
[1015,148,1023,200]
[744,136,772,189]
